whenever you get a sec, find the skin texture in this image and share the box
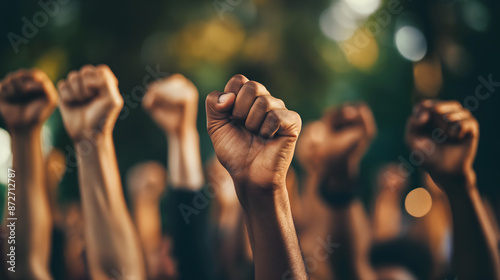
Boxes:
[406,100,500,280]
[143,73,204,190]
[206,74,307,280]
[0,69,58,280]
[305,104,377,280]
[58,65,146,280]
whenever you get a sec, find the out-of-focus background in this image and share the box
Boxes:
[0,0,499,216]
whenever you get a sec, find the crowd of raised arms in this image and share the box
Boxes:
[0,66,499,280]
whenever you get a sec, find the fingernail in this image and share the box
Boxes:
[219,93,229,103]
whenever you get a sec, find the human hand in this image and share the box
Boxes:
[406,100,478,189]
[143,74,198,136]
[0,69,58,133]
[57,65,123,143]
[206,74,302,202]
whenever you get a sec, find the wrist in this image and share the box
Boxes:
[10,125,43,139]
[234,181,288,214]
[432,168,476,195]
[74,132,114,156]
[166,125,198,139]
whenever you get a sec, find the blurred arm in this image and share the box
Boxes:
[167,128,204,190]
[76,136,145,280]
[10,129,53,280]
[441,173,500,279]
[321,177,377,280]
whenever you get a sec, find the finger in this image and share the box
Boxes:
[259,109,302,139]
[206,91,236,136]
[67,71,85,102]
[405,114,427,147]
[358,104,377,138]
[432,100,463,114]
[232,81,270,121]
[96,64,118,87]
[416,99,435,110]
[142,90,157,110]
[224,74,249,95]
[80,65,97,101]
[245,95,286,133]
[443,110,471,123]
[0,78,15,100]
[57,80,75,104]
[10,70,28,95]
[457,117,479,140]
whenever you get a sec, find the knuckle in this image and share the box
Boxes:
[231,74,247,83]
[243,81,260,94]
[80,65,95,76]
[266,110,280,125]
[255,96,270,111]
[245,120,258,132]
[67,71,79,81]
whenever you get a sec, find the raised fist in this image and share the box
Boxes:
[206,74,302,198]
[57,65,123,142]
[297,103,376,183]
[127,161,167,201]
[0,69,58,132]
[406,100,479,185]
[142,74,198,135]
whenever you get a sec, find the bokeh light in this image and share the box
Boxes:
[344,0,381,17]
[413,57,442,97]
[462,1,490,32]
[395,26,427,62]
[405,187,432,218]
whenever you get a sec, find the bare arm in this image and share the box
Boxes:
[298,104,378,280]
[406,100,500,279]
[206,74,307,280]
[143,74,204,190]
[0,69,58,280]
[58,65,145,280]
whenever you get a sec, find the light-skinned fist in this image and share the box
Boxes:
[142,74,198,135]
[57,65,123,143]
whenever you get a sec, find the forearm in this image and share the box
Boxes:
[321,174,376,280]
[75,135,145,280]
[238,186,307,280]
[8,128,52,280]
[441,173,500,279]
[328,200,376,280]
[167,128,204,190]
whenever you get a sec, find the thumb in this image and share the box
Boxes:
[142,91,156,110]
[206,91,236,136]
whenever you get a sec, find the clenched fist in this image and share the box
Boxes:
[57,65,123,142]
[406,100,479,187]
[0,69,58,132]
[142,74,198,134]
[297,103,376,190]
[206,74,301,198]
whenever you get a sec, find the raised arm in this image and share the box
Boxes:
[143,74,204,190]
[0,69,58,280]
[406,100,500,279]
[206,74,307,280]
[301,104,377,280]
[143,74,216,280]
[57,65,145,280]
